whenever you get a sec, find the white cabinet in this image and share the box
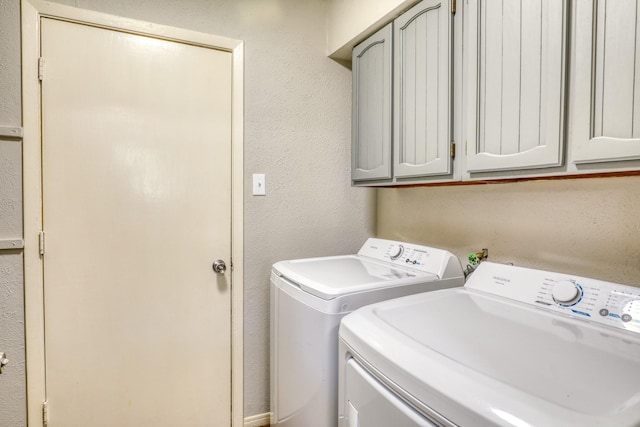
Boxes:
[394,0,452,178]
[570,0,640,164]
[352,24,393,181]
[352,0,452,184]
[465,0,568,173]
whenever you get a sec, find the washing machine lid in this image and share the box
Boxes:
[273,255,438,300]
[341,287,640,427]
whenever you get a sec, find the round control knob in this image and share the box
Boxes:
[388,244,404,260]
[552,280,582,305]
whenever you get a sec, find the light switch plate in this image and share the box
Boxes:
[253,173,266,196]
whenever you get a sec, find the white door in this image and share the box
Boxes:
[40,17,232,426]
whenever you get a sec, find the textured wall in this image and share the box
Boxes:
[2,0,375,419]
[0,139,22,238]
[0,252,25,427]
[377,176,640,286]
[327,0,417,59]
[0,139,26,426]
[0,0,22,125]
[0,0,26,425]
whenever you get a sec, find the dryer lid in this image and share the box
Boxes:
[340,288,640,427]
[273,255,438,300]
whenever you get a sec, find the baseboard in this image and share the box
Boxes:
[244,412,271,427]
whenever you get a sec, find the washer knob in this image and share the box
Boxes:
[388,244,404,260]
[552,280,582,305]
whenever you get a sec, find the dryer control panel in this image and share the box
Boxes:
[466,262,640,334]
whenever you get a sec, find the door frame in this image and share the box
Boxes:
[21,1,244,425]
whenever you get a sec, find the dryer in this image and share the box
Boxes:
[339,262,640,427]
[270,238,464,427]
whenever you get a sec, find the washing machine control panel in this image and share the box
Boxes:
[466,262,640,334]
[358,238,459,276]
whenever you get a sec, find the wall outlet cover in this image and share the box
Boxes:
[253,173,266,196]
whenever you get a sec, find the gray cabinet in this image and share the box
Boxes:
[394,0,452,178]
[465,0,568,173]
[352,0,452,184]
[348,0,640,185]
[570,0,640,164]
[352,24,393,181]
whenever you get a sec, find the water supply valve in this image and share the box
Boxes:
[464,248,489,278]
[468,248,489,266]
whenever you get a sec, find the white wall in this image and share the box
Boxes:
[378,177,640,286]
[0,0,375,420]
[327,0,418,60]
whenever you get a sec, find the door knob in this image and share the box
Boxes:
[212,260,227,274]
[0,352,8,374]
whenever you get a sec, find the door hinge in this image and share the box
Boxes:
[38,57,45,81]
[451,0,456,14]
[39,231,45,256]
[450,141,456,159]
[42,400,49,426]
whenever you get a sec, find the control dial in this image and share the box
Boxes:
[388,244,404,260]
[552,280,582,306]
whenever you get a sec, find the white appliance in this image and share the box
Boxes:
[270,238,464,427]
[339,262,640,427]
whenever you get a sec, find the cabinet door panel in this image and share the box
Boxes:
[466,0,567,172]
[572,0,640,163]
[394,0,451,178]
[520,0,543,153]
[352,24,392,181]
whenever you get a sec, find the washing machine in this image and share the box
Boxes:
[270,238,464,427]
[338,261,640,427]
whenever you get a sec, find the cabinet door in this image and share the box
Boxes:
[465,0,567,172]
[394,0,452,178]
[352,23,393,181]
[571,0,640,164]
